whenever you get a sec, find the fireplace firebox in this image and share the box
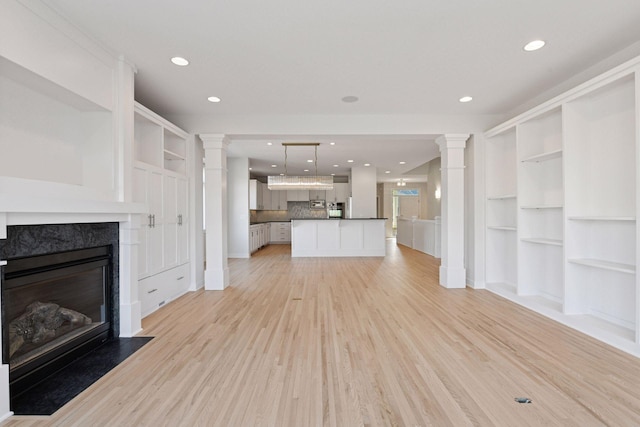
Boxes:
[2,246,113,396]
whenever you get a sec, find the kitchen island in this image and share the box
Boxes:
[291,218,386,257]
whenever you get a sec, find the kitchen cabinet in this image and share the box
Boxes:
[250,223,270,253]
[309,190,326,200]
[250,179,264,209]
[270,222,291,243]
[271,191,288,210]
[325,183,349,203]
[287,189,310,201]
[262,183,272,210]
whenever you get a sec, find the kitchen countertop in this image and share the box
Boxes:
[250,220,291,225]
[291,218,387,220]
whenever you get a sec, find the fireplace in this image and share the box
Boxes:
[0,223,119,399]
[3,246,113,395]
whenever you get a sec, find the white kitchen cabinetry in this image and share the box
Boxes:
[250,179,264,210]
[270,222,292,243]
[326,183,349,203]
[287,189,310,201]
[309,190,326,200]
[484,61,639,356]
[271,191,288,210]
[133,102,190,317]
[262,183,272,210]
[250,223,271,252]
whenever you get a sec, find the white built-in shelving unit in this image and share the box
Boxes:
[133,102,191,317]
[0,57,115,199]
[485,129,518,294]
[484,59,640,357]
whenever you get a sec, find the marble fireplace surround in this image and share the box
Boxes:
[0,195,145,421]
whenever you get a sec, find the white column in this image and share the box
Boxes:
[118,215,142,336]
[436,134,469,289]
[201,134,230,290]
[351,166,377,218]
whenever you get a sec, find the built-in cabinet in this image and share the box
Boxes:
[325,183,350,203]
[133,102,190,317]
[250,183,349,208]
[250,180,289,210]
[287,189,310,201]
[484,62,639,356]
[270,222,292,243]
[250,223,270,253]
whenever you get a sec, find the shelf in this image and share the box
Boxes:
[487,226,517,231]
[568,258,635,275]
[521,238,563,246]
[163,149,185,161]
[568,216,635,222]
[487,194,517,200]
[521,205,563,210]
[521,149,563,163]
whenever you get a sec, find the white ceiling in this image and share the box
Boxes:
[45,0,640,181]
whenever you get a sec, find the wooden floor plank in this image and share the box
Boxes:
[4,241,640,426]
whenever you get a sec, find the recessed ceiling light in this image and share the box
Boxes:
[330,142,336,145]
[249,167,252,171]
[267,142,272,146]
[280,173,285,176]
[459,96,473,103]
[304,169,309,172]
[170,56,189,66]
[364,163,371,167]
[271,164,277,168]
[307,159,314,163]
[207,96,221,103]
[524,40,545,52]
[333,164,339,167]
[331,173,335,176]
[399,161,406,165]
[341,96,359,103]
[347,160,354,163]
[385,170,391,174]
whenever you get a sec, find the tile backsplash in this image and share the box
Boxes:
[251,201,328,222]
[287,201,327,219]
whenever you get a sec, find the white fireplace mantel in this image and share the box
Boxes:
[0,189,147,420]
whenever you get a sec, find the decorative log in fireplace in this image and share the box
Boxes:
[2,245,113,396]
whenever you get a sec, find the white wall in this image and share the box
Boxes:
[351,166,377,218]
[227,157,250,258]
[425,157,442,220]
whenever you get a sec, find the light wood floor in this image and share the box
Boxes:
[5,241,640,426]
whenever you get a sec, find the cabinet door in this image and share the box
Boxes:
[177,177,189,264]
[133,166,150,277]
[335,183,349,203]
[325,188,336,202]
[148,170,164,274]
[279,191,288,210]
[250,179,258,209]
[262,184,271,210]
[163,175,178,269]
[257,182,263,209]
[309,190,325,200]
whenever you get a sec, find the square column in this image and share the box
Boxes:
[436,134,469,289]
[201,134,230,290]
